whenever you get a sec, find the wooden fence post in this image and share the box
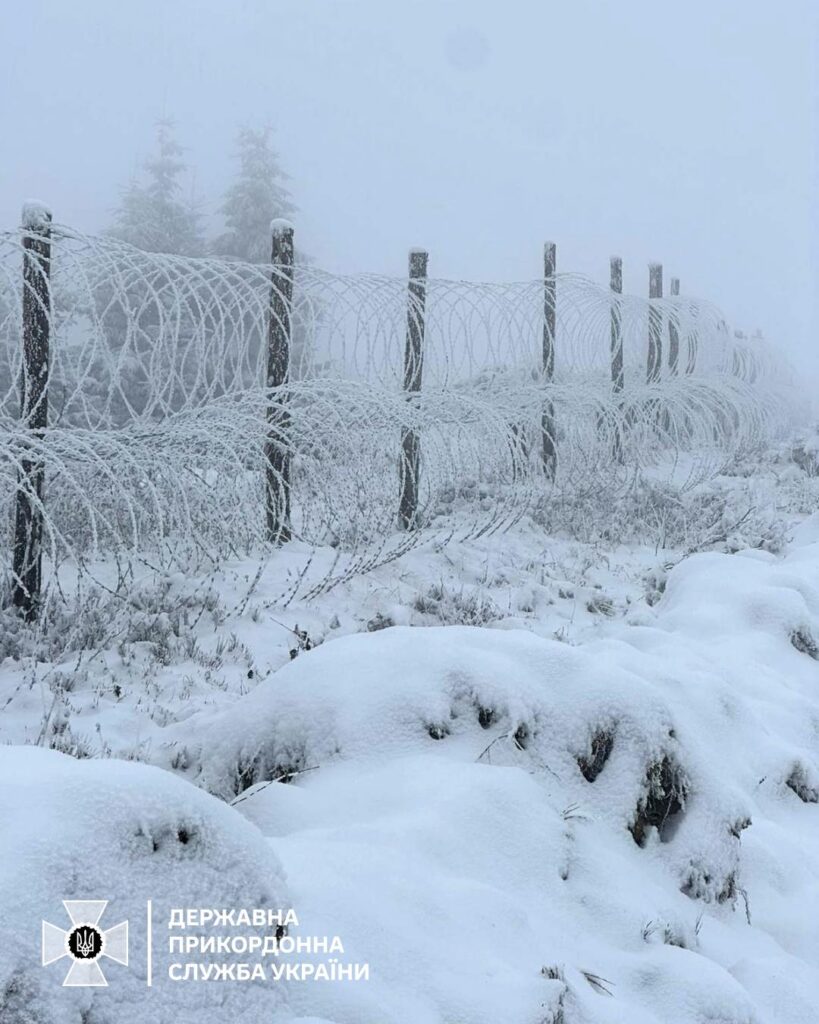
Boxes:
[542,241,557,479]
[686,302,699,375]
[610,256,624,391]
[398,248,428,529]
[266,219,294,544]
[610,255,624,461]
[647,261,663,383]
[668,276,680,375]
[732,328,746,377]
[12,202,52,620]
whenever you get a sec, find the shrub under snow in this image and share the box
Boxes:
[157,537,819,1023]
[0,748,289,1024]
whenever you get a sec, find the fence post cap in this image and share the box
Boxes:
[408,248,428,276]
[270,218,294,237]
[22,201,52,230]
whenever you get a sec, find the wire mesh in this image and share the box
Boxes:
[0,219,794,603]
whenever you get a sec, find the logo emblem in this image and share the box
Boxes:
[42,901,128,987]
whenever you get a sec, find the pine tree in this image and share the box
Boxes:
[98,120,205,422]
[213,125,318,379]
[109,119,204,256]
[214,126,296,263]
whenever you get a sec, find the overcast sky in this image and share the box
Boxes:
[2,0,816,377]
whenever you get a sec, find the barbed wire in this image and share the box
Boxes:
[0,221,796,604]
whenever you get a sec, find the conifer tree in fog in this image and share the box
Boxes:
[99,119,205,422]
[213,126,296,263]
[109,119,204,256]
[214,125,317,378]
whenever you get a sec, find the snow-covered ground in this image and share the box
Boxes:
[3,449,819,1023]
[1,747,289,1023]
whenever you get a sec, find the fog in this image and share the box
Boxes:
[2,0,816,380]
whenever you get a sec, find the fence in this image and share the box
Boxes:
[0,203,791,615]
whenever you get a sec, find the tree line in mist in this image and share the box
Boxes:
[107,119,296,262]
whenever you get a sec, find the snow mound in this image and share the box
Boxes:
[240,754,794,1024]
[170,620,753,907]
[165,541,819,1022]
[0,747,288,1024]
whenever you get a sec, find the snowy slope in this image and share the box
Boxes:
[171,538,819,1023]
[2,506,819,1021]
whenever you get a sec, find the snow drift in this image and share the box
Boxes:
[162,540,819,1023]
[0,748,289,1024]
[3,529,819,1022]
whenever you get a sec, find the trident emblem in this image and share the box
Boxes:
[42,901,128,987]
[74,928,97,959]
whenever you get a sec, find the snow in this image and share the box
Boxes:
[2,464,819,1022]
[21,200,52,229]
[270,218,295,236]
[0,747,289,1023]
[167,536,819,1022]
[239,751,816,1024]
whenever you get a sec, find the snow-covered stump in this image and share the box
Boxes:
[541,241,557,480]
[266,219,294,544]
[12,202,52,620]
[398,248,427,530]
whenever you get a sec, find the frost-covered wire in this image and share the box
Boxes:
[0,223,795,602]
